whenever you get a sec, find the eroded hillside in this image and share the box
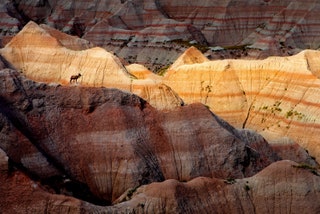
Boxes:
[0,68,319,212]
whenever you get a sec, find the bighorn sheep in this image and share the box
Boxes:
[70,73,82,83]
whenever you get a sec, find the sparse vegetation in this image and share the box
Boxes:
[223,44,251,50]
[172,39,209,53]
[224,178,236,184]
[127,186,139,199]
[285,109,305,120]
[205,85,212,93]
[259,101,282,115]
[204,105,211,110]
[244,184,251,191]
[258,102,310,125]
[156,64,171,76]
[292,163,317,170]
[259,101,283,123]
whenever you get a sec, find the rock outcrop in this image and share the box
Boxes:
[0,21,183,110]
[168,46,209,70]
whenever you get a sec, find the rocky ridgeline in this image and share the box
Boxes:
[0,21,183,110]
[1,0,320,68]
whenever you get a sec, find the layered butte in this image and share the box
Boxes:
[0,21,183,110]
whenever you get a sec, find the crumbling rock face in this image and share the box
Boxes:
[2,22,320,163]
[0,69,279,205]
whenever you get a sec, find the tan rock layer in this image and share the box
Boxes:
[164,49,320,162]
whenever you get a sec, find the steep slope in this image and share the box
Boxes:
[0,69,279,204]
[164,47,320,162]
[0,21,183,110]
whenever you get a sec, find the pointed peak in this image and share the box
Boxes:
[169,46,209,70]
[5,21,62,48]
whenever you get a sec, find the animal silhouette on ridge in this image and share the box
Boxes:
[70,73,82,83]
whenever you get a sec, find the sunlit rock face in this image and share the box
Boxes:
[1,0,320,66]
[0,21,183,110]
[164,47,320,162]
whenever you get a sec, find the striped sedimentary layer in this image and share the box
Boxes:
[2,148,320,213]
[2,0,320,65]
[111,160,320,213]
[2,21,320,162]
[164,48,320,161]
[0,21,183,110]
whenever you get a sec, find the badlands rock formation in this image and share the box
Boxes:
[1,0,320,67]
[1,7,320,212]
[0,69,279,204]
[1,69,319,213]
[1,22,320,162]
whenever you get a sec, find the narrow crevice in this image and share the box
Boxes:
[242,102,254,129]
